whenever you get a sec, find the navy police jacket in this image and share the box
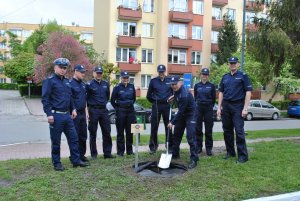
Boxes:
[194,81,216,105]
[69,77,87,111]
[219,71,253,101]
[171,86,195,125]
[146,76,173,103]
[111,83,136,109]
[86,79,110,106]
[41,73,75,116]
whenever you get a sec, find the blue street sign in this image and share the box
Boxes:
[183,73,192,89]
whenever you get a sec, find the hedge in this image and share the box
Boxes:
[136,97,152,108]
[271,100,290,110]
[0,83,18,90]
[18,84,42,97]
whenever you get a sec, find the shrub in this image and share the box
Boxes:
[136,97,152,108]
[18,84,42,97]
[271,100,290,110]
[0,83,18,90]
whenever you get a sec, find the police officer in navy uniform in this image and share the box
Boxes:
[111,71,136,156]
[69,64,88,162]
[194,68,216,156]
[86,66,115,159]
[217,57,252,163]
[41,58,89,171]
[168,76,198,169]
[146,64,173,154]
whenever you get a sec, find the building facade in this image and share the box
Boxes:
[0,22,94,83]
[94,0,265,97]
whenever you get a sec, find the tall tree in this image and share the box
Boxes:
[216,15,239,65]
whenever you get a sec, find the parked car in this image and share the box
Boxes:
[246,99,280,121]
[107,102,152,124]
[287,99,300,118]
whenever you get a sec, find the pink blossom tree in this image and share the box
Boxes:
[34,32,93,83]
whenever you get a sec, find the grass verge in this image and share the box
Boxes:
[0,140,300,200]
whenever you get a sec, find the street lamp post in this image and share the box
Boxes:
[241,0,246,72]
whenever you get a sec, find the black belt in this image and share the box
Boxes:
[155,100,168,104]
[88,105,106,109]
[77,109,85,113]
[119,105,133,109]
[224,99,244,104]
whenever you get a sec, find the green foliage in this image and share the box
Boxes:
[216,15,239,65]
[271,100,290,110]
[18,84,42,97]
[4,52,35,83]
[101,62,120,87]
[210,52,262,89]
[0,83,18,90]
[5,31,23,57]
[136,97,152,108]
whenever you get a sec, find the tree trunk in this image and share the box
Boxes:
[268,82,280,103]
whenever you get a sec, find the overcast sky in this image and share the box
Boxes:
[0,0,94,27]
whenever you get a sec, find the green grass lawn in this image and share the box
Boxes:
[1,139,300,201]
[123,128,300,146]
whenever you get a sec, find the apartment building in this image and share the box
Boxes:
[0,22,94,83]
[94,0,265,97]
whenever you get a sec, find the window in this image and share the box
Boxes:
[116,48,137,62]
[211,31,219,44]
[80,32,93,41]
[116,22,137,36]
[22,30,32,38]
[191,51,201,65]
[117,0,138,9]
[0,66,4,74]
[142,23,154,37]
[212,7,222,20]
[9,29,22,37]
[168,49,187,64]
[0,30,6,36]
[0,78,6,83]
[193,0,203,14]
[0,42,6,49]
[192,26,203,40]
[169,0,188,12]
[143,0,154,12]
[251,101,261,108]
[142,49,153,63]
[168,23,187,39]
[116,74,135,84]
[141,75,151,88]
[210,54,217,63]
[226,8,236,21]
[246,12,256,24]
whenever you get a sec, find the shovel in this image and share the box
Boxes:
[158,108,173,169]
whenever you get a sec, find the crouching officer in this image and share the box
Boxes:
[70,64,88,162]
[146,64,173,154]
[41,58,89,171]
[86,66,114,159]
[217,57,252,163]
[194,68,216,156]
[167,76,198,169]
[111,71,136,156]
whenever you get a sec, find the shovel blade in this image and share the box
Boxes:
[158,153,172,169]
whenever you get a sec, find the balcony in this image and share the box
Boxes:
[212,18,224,30]
[246,1,264,11]
[117,35,141,47]
[118,62,141,73]
[246,23,258,32]
[169,37,192,49]
[169,11,193,23]
[168,64,199,75]
[118,6,142,21]
[211,43,219,53]
[212,0,228,6]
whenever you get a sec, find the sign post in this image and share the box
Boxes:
[132,113,146,172]
[26,77,33,98]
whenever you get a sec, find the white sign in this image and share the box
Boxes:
[131,124,144,134]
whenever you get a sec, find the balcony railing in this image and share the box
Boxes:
[118,62,141,72]
[118,6,142,21]
[169,37,192,49]
[117,35,141,47]
[169,11,193,23]
[211,43,219,53]
[168,64,199,75]
[246,1,264,11]
[212,18,224,29]
[212,0,228,6]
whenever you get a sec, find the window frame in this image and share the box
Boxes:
[168,49,187,65]
[191,51,201,65]
[141,49,153,63]
[141,74,152,89]
[193,0,204,15]
[192,26,203,40]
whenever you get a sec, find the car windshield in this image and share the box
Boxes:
[289,101,300,106]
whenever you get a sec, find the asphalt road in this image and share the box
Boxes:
[1,114,300,145]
